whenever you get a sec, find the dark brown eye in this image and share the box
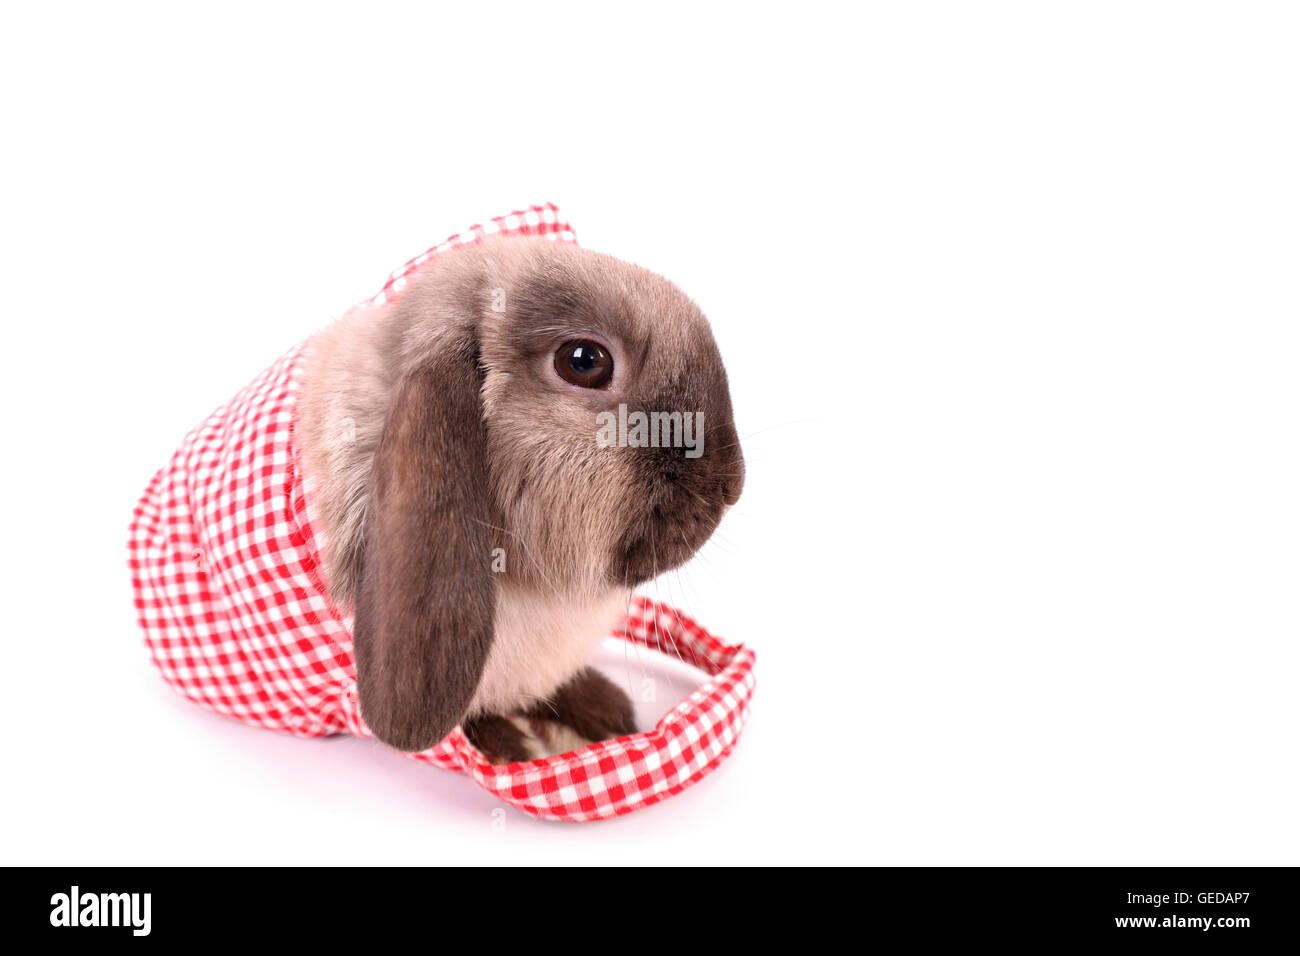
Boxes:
[553,339,614,389]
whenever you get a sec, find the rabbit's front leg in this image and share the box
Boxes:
[461,713,536,765]
[518,667,638,748]
[464,668,638,765]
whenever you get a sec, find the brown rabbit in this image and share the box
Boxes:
[297,236,744,762]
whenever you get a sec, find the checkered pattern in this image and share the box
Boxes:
[368,202,575,308]
[127,204,755,821]
[406,601,756,822]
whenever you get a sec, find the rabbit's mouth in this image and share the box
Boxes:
[608,462,738,587]
[607,415,745,586]
[609,501,724,586]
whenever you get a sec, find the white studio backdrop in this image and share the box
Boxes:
[1,3,1297,865]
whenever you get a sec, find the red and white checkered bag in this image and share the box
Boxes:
[127,204,756,822]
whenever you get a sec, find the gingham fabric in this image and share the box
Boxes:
[128,204,755,822]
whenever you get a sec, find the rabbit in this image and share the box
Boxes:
[296,236,744,763]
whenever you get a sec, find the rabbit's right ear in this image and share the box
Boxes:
[352,332,496,753]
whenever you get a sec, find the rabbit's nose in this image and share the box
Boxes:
[722,471,744,506]
[722,478,743,509]
[720,450,745,505]
[710,421,744,505]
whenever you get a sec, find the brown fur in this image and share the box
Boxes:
[519,667,638,741]
[463,668,637,765]
[353,353,496,753]
[460,713,534,765]
[298,237,743,753]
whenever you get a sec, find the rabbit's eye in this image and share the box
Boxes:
[554,339,614,389]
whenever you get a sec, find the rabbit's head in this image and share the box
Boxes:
[300,237,743,751]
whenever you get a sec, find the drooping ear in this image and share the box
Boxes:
[353,333,496,753]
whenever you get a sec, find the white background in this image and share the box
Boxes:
[2,3,1297,865]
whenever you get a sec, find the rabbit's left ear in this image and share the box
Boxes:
[352,333,496,753]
